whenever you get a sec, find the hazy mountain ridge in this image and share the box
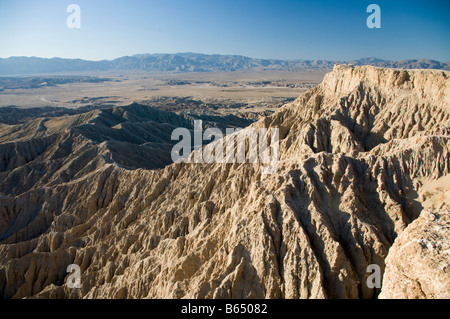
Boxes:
[0,53,449,75]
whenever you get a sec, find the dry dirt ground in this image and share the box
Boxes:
[0,70,326,115]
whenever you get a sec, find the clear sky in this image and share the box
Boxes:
[0,0,449,61]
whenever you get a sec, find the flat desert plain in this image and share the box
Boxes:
[0,70,327,115]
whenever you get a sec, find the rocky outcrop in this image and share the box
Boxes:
[379,211,450,299]
[0,65,449,299]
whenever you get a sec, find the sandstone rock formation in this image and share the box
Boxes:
[379,211,450,299]
[0,65,449,299]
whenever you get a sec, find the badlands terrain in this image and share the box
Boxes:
[0,64,449,299]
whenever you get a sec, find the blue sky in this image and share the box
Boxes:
[0,0,449,61]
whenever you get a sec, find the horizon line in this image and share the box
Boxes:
[0,53,448,64]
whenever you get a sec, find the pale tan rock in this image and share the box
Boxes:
[379,211,450,299]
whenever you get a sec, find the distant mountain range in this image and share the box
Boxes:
[0,53,449,75]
